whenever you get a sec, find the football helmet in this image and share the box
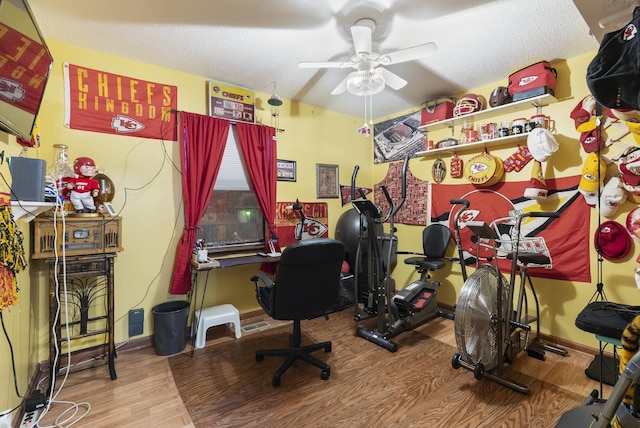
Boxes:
[489,86,511,107]
[73,157,97,176]
[454,94,484,117]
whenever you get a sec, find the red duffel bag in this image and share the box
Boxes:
[420,97,455,125]
[508,61,557,101]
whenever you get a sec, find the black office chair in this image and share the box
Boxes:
[250,238,346,387]
[401,223,452,281]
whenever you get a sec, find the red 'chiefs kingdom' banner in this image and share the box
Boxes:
[430,175,591,283]
[0,23,50,114]
[63,63,178,140]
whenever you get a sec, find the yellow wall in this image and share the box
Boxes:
[0,39,371,412]
[1,38,635,415]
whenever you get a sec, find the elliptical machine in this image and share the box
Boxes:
[347,156,445,352]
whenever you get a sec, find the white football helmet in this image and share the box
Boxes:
[454,94,484,117]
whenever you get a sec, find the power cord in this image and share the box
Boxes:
[0,311,23,398]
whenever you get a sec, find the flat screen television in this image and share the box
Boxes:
[0,0,53,141]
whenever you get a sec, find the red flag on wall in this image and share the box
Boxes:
[0,24,50,115]
[63,63,178,140]
[430,176,591,283]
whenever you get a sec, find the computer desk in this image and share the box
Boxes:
[188,253,280,355]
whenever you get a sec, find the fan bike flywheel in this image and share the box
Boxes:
[453,264,509,374]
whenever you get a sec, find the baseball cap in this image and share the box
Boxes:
[594,220,632,260]
[587,16,640,111]
[627,121,640,144]
[600,176,627,218]
[570,95,596,130]
[627,206,640,241]
[617,146,640,187]
[579,152,606,205]
[580,129,606,153]
[527,128,559,162]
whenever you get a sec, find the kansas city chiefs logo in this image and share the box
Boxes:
[519,76,538,86]
[0,77,25,102]
[296,218,328,240]
[111,115,145,133]
[470,162,489,174]
[624,23,637,41]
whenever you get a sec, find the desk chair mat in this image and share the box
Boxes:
[575,301,640,338]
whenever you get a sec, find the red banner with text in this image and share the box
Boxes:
[63,63,178,140]
[0,23,50,115]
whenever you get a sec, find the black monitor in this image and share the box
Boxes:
[0,0,53,141]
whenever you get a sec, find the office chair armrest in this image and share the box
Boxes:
[250,273,274,289]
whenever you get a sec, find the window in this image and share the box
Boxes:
[197,126,265,253]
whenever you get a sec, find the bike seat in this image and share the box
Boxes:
[404,257,445,271]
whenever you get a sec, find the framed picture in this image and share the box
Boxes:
[316,163,339,198]
[277,159,296,182]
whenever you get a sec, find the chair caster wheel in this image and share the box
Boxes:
[272,375,281,387]
[256,354,264,362]
[320,370,330,380]
[474,363,485,380]
[452,353,462,370]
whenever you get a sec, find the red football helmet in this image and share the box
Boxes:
[73,157,96,176]
[454,94,484,117]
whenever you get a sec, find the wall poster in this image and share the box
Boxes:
[207,80,255,124]
[373,109,425,164]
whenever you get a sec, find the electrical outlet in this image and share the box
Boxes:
[20,409,39,428]
[0,410,12,428]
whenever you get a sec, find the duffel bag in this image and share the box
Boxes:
[508,61,557,101]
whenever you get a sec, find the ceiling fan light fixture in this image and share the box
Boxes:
[346,70,385,96]
[267,82,283,106]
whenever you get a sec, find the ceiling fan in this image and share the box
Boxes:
[298,18,437,96]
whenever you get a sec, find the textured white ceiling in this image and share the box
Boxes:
[25,0,609,120]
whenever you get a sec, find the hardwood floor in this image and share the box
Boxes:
[36,308,612,428]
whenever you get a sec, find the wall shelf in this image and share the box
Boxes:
[416,94,558,158]
[418,94,557,133]
[11,201,55,222]
[416,133,530,157]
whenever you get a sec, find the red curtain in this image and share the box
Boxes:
[170,112,230,294]
[236,122,278,272]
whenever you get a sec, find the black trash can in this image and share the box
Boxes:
[152,301,190,356]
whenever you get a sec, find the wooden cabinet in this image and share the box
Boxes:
[32,216,123,259]
[416,94,557,157]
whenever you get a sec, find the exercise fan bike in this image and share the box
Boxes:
[449,199,566,394]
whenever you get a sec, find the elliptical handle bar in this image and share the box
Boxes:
[390,155,408,217]
[351,165,360,201]
[380,185,393,223]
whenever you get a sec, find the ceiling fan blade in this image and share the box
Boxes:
[298,61,355,69]
[376,68,407,90]
[381,42,437,65]
[351,25,372,55]
[331,74,352,95]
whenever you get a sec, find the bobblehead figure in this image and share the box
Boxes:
[66,157,100,213]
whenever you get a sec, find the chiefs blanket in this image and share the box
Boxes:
[430,176,591,283]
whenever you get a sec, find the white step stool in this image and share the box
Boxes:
[193,304,241,348]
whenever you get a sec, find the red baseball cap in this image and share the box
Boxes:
[594,220,632,260]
